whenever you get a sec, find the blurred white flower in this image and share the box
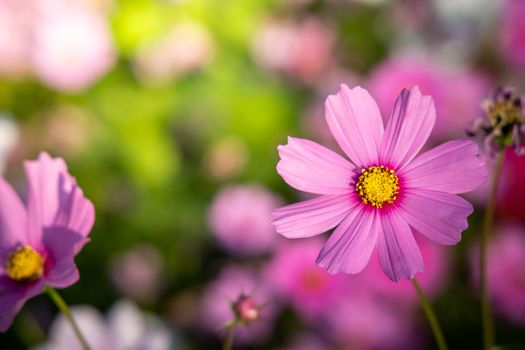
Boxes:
[0,114,18,174]
[34,300,181,350]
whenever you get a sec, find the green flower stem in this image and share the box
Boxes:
[412,277,448,350]
[222,322,237,350]
[480,151,505,350]
[44,286,91,350]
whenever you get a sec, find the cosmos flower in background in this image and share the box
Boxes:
[134,21,214,86]
[0,0,115,91]
[273,85,488,281]
[199,265,278,346]
[501,0,525,69]
[31,0,115,92]
[109,244,165,303]
[367,56,489,141]
[469,225,525,326]
[0,152,94,331]
[252,17,335,84]
[208,184,281,256]
[0,0,34,78]
[34,299,180,350]
[264,238,349,321]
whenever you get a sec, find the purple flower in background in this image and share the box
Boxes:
[273,85,488,281]
[208,184,281,256]
[0,152,95,331]
[199,265,277,345]
[470,225,525,326]
[34,300,178,350]
[264,238,348,320]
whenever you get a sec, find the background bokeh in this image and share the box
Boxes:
[1,0,525,349]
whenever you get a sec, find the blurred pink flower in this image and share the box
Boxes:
[0,152,95,331]
[0,0,35,78]
[367,57,489,141]
[134,21,214,85]
[109,244,164,303]
[470,225,525,326]
[264,238,349,321]
[35,300,177,350]
[501,0,525,68]
[274,85,487,281]
[208,184,281,256]
[31,3,115,92]
[199,265,277,345]
[323,292,416,350]
[252,18,335,84]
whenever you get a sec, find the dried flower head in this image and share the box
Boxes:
[468,86,525,156]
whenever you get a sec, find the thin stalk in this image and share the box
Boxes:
[480,151,505,350]
[44,286,91,350]
[412,278,448,350]
[222,322,236,350]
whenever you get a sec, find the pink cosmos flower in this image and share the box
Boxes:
[0,152,94,331]
[470,225,525,326]
[208,184,281,256]
[273,85,488,281]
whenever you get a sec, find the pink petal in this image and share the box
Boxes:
[25,152,95,248]
[277,137,355,195]
[401,140,488,194]
[316,205,379,274]
[376,210,424,281]
[43,227,84,288]
[325,85,384,167]
[0,178,27,252]
[379,86,436,169]
[0,277,45,332]
[398,188,473,245]
[273,194,358,238]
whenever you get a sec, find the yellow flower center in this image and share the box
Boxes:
[6,245,44,282]
[356,166,399,208]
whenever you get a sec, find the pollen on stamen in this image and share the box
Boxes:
[355,165,399,208]
[6,245,45,282]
